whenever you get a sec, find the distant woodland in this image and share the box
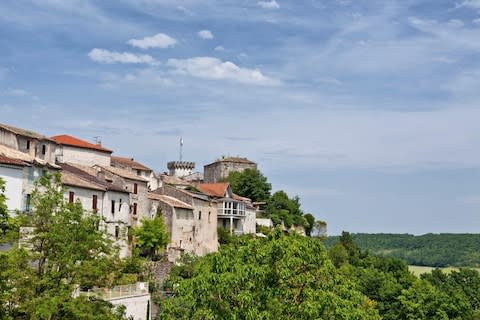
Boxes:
[324,233,480,267]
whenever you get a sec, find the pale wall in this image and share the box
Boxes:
[58,146,111,167]
[108,293,151,320]
[0,165,24,213]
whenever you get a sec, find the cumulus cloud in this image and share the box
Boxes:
[214,46,225,51]
[88,48,157,65]
[127,33,177,49]
[257,0,280,9]
[458,0,480,8]
[3,88,27,96]
[167,56,278,85]
[198,29,214,39]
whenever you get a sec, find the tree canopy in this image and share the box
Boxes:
[160,230,381,320]
[0,173,127,320]
[134,210,169,259]
[224,168,271,203]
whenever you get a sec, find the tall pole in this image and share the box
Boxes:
[179,137,183,161]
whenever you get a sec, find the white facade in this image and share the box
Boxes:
[0,165,24,213]
[57,145,111,167]
[243,206,257,234]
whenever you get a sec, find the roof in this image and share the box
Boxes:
[147,193,193,210]
[0,145,59,169]
[60,163,127,193]
[111,156,152,171]
[51,135,112,153]
[0,123,54,141]
[61,170,106,191]
[0,155,26,167]
[205,156,256,166]
[95,165,148,182]
[197,183,230,198]
[160,174,192,187]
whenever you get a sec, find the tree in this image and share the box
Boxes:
[265,191,304,228]
[0,177,8,236]
[304,213,315,236]
[224,168,271,203]
[0,173,126,319]
[133,210,169,259]
[311,220,327,238]
[160,231,381,319]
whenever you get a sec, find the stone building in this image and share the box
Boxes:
[197,183,256,235]
[93,165,150,227]
[52,134,112,167]
[167,161,195,178]
[111,156,160,191]
[203,156,257,183]
[60,163,131,257]
[155,185,218,257]
[0,155,28,214]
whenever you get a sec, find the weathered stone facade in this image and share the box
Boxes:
[203,157,257,183]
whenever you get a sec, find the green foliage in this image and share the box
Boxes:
[0,177,7,223]
[325,233,480,267]
[133,212,169,260]
[160,231,381,320]
[217,227,233,245]
[0,173,127,320]
[224,168,271,203]
[303,213,315,236]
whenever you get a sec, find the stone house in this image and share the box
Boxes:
[52,134,112,167]
[155,185,218,257]
[93,165,150,227]
[203,156,257,183]
[0,155,28,214]
[60,163,131,257]
[111,156,160,191]
[197,183,256,235]
[147,192,195,262]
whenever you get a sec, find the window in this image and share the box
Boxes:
[133,183,138,194]
[28,167,34,182]
[208,212,211,223]
[137,169,141,176]
[115,226,120,239]
[133,203,137,215]
[25,194,31,212]
[198,211,202,220]
[41,145,46,155]
[92,195,98,211]
[119,198,122,212]
[111,200,115,214]
[69,191,74,203]
[26,140,30,150]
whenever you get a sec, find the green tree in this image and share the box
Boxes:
[0,177,7,224]
[160,231,381,320]
[265,191,304,228]
[303,213,315,236]
[0,173,126,320]
[134,211,169,259]
[224,168,271,202]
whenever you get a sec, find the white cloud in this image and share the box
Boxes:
[214,46,225,51]
[257,0,280,9]
[3,88,27,96]
[198,29,214,40]
[167,56,279,85]
[127,33,177,49]
[458,0,480,8]
[88,48,157,65]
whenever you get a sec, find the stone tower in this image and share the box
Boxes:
[167,161,195,178]
[203,156,257,183]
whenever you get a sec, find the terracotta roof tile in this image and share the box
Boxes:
[95,165,148,182]
[0,145,59,168]
[51,134,112,153]
[0,155,26,167]
[198,183,229,198]
[61,170,106,191]
[111,156,151,171]
[60,163,127,193]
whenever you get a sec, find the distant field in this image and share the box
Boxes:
[408,265,480,277]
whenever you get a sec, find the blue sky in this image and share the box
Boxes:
[1,0,480,234]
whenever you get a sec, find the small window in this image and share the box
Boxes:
[133,203,137,215]
[69,191,74,203]
[137,169,141,176]
[133,183,138,194]
[41,145,46,155]
[208,212,211,223]
[198,211,202,220]
[111,200,115,214]
[25,194,31,212]
[119,198,122,212]
[28,167,34,182]
[92,195,98,211]
[115,226,120,239]
[26,140,30,150]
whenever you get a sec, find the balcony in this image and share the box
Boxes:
[80,282,149,300]
[217,200,246,218]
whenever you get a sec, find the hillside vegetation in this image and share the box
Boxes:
[324,233,480,267]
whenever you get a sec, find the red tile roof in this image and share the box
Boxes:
[198,183,229,198]
[0,155,26,167]
[51,135,112,153]
[111,156,151,171]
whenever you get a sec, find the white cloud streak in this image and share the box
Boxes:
[167,56,279,85]
[257,0,280,9]
[127,33,177,49]
[198,29,213,39]
[88,48,157,65]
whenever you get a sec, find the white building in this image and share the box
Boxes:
[0,155,27,214]
[52,134,112,167]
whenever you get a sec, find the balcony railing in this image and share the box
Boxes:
[217,208,246,217]
[80,282,149,300]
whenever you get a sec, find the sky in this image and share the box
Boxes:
[1,0,480,235]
